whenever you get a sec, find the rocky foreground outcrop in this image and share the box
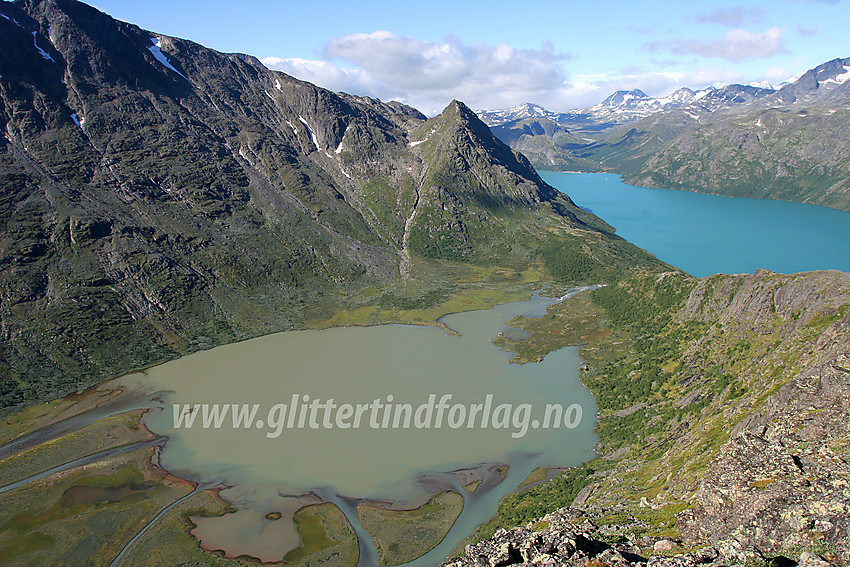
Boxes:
[679,358,850,564]
[445,508,839,567]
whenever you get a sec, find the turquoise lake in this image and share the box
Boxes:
[541,172,850,277]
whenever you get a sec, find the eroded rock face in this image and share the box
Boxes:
[679,361,850,564]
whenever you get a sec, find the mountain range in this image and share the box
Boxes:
[478,83,777,136]
[0,0,659,407]
[479,59,850,211]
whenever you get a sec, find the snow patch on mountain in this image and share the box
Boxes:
[285,119,298,136]
[747,80,774,90]
[148,37,189,81]
[298,116,320,151]
[824,65,850,86]
[33,31,53,61]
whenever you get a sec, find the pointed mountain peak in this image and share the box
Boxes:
[434,100,496,139]
[414,99,562,207]
[444,99,479,121]
[597,89,651,109]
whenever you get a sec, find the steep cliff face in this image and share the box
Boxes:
[0,0,657,408]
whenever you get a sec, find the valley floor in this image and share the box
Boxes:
[2,269,848,566]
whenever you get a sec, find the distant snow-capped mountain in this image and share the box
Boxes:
[478,81,778,134]
[477,103,561,126]
[747,80,774,90]
[692,84,776,113]
[771,57,850,105]
[570,87,712,123]
[478,89,705,128]
[476,80,778,171]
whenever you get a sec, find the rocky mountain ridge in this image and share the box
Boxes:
[0,0,660,409]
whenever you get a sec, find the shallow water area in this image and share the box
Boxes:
[121,290,598,564]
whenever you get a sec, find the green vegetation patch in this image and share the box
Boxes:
[0,411,151,488]
[473,461,605,542]
[539,238,607,284]
[357,491,464,565]
[282,503,359,567]
[0,449,191,566]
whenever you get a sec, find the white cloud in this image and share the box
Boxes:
[263,32,572,115]
[262,30,793,115]
[697,6,767,26]
[260,56,387,97]
[645,27,787,61]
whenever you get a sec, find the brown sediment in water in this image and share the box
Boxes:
[112,292,597,564]
[146,445,199,490]
[189,493,318,562]
[339,319,461,336]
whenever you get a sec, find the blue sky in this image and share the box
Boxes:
[90,0,848,114]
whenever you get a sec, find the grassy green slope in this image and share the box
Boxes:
[627,106,850,212]
[473,269,850,559]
